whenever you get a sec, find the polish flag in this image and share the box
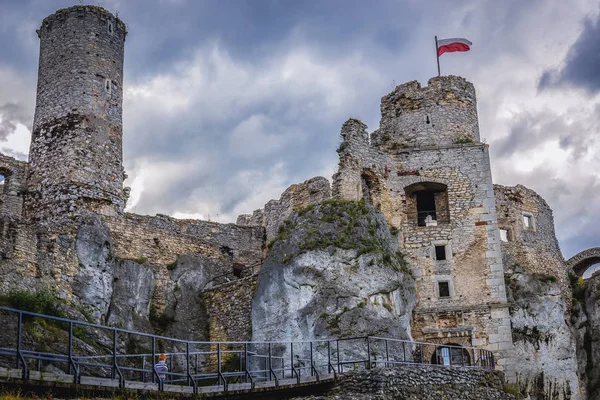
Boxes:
[437,38,472,57]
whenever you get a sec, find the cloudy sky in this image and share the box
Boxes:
[0,0,599,260]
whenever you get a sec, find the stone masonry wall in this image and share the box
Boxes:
[237,176,331,242]
[105,213,264,315]
[202,275,258,342]
[294,366,515,400]
[26,6,127,221]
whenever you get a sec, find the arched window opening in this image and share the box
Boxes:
[405,182,449,227]
[431,344,471,366]
[361,170,383,210]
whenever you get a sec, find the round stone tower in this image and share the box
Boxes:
[26,6,126,220]
[372,75,480,149]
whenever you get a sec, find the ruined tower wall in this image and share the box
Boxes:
[0,153,28,219]
[26,6,126,220]
[371,76,480,150]
[495,184,566,286]
[0,153,31,262]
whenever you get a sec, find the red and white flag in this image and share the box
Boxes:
[436,38,472,57]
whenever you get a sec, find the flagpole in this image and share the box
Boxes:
[435,36,440,76]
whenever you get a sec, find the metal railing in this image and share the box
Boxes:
[0,307,495,394]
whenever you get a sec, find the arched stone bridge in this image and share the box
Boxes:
[567,247,600,277]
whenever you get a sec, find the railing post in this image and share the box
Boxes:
[244,343,248,382]
[309,342,314,376]
[419,343,423,364]
[290,342,294,380]
[142,357,146,382]
[112,328,117,380]
[268,342,273,382]
[402,340,406,363]
[385,339,389,367]
[152,337,156,384]
[461,347,465,366]
[366,337,371,369]
[16,311,22,369]
[186,342,190,386]
[68,322,73,375]
[327,341,331,373]
[336,340,341,374]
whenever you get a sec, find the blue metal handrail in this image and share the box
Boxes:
[0,306,495,393]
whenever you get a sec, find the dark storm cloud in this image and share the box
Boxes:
[492,110,592,160]
[0,103,31,140]
[539,12,600,92]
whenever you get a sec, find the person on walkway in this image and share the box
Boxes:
[154,353,168,387]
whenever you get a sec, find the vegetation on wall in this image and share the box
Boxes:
[268,199,411,275]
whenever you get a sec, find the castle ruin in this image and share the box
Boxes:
[1,5,598,399]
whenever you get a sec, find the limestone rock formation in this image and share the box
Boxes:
[573,272,600,399]
[252,200,416,344]
[505,263,582,399]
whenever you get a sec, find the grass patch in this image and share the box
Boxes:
[532,273,557,284]
[0,289,65,319]
[454,135,475,144]
[504,383,521,396]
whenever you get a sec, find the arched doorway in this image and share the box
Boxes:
[431,344,471,366]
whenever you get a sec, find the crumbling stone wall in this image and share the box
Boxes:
[496,184,583,399]
[293,366,515,400]
[371,76,480,150]
[0,153,29,261]
[202,275,258,342]
[332,76,513,376]
[26,6,127,221]
[237,176,331,241]
[495,184,569,295]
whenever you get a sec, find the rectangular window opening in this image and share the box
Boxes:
[416,191,436,226]
[435,245,446,260]
[522,213,534,229]
[499,229,509,242]
[438,281,450,298]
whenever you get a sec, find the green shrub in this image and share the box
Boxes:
[454,135,475,144]
[0,289,65,318]
[533,273,557,284]
[504,383,521,396]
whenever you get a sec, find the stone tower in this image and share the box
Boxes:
[26,6,126,220]
[333,76,514,377]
